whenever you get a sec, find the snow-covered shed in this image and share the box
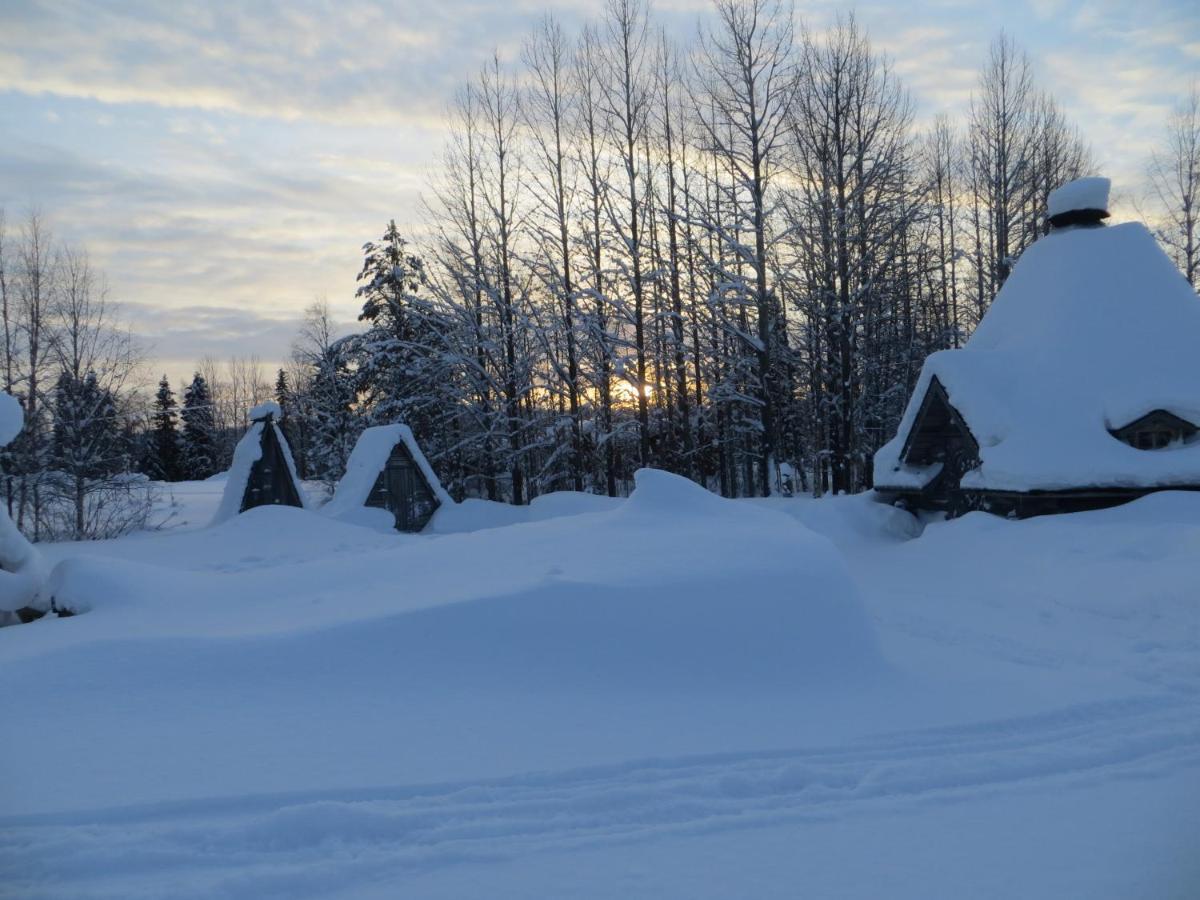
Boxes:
[325,424,449,532]
[211,403,305,525]
[875,177,1200,518]
[0,393,48,625]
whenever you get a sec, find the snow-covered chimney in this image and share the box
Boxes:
[1047,176,1111,230]
[248,401,282,423]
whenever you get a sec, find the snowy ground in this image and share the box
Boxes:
[1,474,1197,899]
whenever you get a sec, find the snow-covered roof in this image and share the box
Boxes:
[324,424,451,519]
[876,217,1200,493]
[1047,176,1110,220]
[211,418,307,525]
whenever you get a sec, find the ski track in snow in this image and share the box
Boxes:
[3,692,1197,899]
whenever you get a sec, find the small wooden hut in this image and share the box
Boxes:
[874,177,1200,518]
[211,403,305,524]
[325,424,449,532]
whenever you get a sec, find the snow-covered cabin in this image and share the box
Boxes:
[324,424,449,532]
[875,177,1200,518]
[211,403,305,525]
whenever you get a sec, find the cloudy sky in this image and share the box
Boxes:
[1,0,1197,386]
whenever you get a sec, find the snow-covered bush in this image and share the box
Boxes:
[0,393,48,623]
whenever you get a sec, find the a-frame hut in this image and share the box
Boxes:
[874,177,1200,518]
[325,424,449,532]
[211,402,306,525]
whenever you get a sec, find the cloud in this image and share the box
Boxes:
[0,0,551,126]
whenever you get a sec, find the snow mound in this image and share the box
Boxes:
[1047,176,1110,219]
[762,493,923,550]
[0,392,24,447]
[19,468,883,691]
[623,467,731,517]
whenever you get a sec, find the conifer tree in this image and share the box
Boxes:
[146,375,182,481]
[180,373,217,480]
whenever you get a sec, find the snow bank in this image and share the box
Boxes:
[1047,176,1110,219]
[755,492,923,551]
[877,221,1200,491]
[21,469,882,691]
[324,424,451,521]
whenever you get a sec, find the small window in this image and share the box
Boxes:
[1113,410,1197,451]
[1136,430,1174,450]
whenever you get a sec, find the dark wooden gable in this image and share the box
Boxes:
[1110,409,1198,451]
[897,377,981,510]
[364,440,441,532]
[240,418,303,513]
[900,377,980,467]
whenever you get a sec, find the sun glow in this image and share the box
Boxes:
[614,381,654,404]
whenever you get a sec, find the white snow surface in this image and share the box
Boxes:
[431,489,623,533]
[876,221,1200,491]
[1047,175,1110,218]
[211,419,307,525]
[324,424,452,521]
[1,477,1198,898]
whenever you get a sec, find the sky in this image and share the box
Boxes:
[0,0,1197,388]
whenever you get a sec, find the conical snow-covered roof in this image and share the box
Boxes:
[876,187,1200,493]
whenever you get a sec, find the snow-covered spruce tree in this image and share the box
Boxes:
[145,374,182,481]
[292,300,361,486]
[180,373,218,481]
[352,222,450,443]
[47,369,148,540]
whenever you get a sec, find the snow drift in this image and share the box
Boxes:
[26,469,881,690]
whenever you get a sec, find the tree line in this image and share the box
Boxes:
[263,2,1197,504]
[3,0,1198,538]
